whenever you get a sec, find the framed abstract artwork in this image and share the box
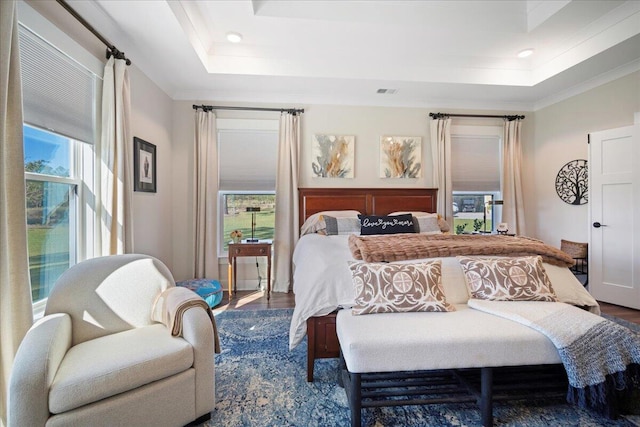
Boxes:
[380,136,421,178]
[134,137,157,192]
[311,134,355,178]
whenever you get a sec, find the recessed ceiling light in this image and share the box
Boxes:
[517,48,534,58]
[226,32,243,43]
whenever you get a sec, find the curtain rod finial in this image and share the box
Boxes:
[106,47,131,66]
[429,112,449,120]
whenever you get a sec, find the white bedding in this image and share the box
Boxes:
[289,233,600,350]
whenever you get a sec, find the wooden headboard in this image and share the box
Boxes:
[298,188,438,226]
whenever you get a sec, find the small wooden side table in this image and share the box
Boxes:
[228,241,272,301]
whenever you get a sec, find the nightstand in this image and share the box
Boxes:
[227,241,272,301]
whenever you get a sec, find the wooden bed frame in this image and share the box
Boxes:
[299,187,438,228]
[298,187,438,382]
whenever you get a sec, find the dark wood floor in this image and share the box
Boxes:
[213,290,295,313]
[598,301,640,324]
[217,291,640,326]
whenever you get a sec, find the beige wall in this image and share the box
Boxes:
[170,103,284,283]
[21,0,176,271]
[168,103,531,285]
[169,74,639,284]
[299,105,433,188]
[531,71,640,248]
[102,70,640,286]
[170,102,196,280]
[19,0,640,285]
[129,66,174,269]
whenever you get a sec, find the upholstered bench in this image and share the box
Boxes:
[336,306,567,427]
[176,279,223,308]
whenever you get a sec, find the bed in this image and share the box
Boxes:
[290,188,597,368]
[292,188,440,378]
[290,188,640,425]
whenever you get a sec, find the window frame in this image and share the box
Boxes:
[450,125,503,234]
[18,1,103,317]
[452,190,502,234]
[216,118,279,259]
[24,125,91,315]
[26,135,96,319]
[217,190,276,257]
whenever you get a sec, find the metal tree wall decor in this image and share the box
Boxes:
[555,159,588,205]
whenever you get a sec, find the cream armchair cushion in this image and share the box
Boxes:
[9,254,215,427]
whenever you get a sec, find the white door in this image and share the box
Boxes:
[589,124,640,309]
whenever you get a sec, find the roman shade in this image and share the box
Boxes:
[218,129,278,191]
[18,25,99,144]
[451,135,501,192]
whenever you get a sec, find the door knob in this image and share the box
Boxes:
[593,222,606,228]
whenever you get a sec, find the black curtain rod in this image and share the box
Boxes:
[430,112,525,121]
[193,105,304,115]
[55,0,131,66]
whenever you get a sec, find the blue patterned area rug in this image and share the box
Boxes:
[200,308,639,427]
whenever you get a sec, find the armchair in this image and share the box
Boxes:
[8,254,215,427]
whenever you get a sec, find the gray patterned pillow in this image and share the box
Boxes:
[324,216,361,235]
[457,256,558,301]
[349,261,455,315]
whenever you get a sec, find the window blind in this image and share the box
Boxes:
[451,135,501,192]
[19,25,98,144]
[218,129,278,191]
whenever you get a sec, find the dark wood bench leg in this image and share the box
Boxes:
[347,372,362,427]
[337,352,346,388]
[480,367,493,427]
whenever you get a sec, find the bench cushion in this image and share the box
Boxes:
[49,324,193,413]
[337,304,560,373]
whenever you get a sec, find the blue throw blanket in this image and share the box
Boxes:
[468,300,640,417]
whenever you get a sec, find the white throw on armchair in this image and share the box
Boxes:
[8,254,216,427]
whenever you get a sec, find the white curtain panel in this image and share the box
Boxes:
[273,113,300,292]
[97,57,133,255]
[0,2,34,425]
[194,110,219,279]
[502,119,527,235]
[430,117,453,223]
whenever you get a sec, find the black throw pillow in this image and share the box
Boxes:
[358,213,416,235]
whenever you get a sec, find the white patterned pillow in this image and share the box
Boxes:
[348,261,455,315]
[457,256,558,302]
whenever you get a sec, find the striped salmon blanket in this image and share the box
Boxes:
[468,299,640,417]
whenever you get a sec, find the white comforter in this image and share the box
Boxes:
[289,234,600,350]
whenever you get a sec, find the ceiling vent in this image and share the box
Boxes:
[376,88,398,94]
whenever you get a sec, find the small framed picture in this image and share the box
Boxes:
[134,137,156,193]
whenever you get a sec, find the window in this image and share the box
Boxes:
[220,193,276,252]
[18,4,102,311]
[217,119,279,254]
[24,126,79,302]
[451,126,502,234]
[452,193,500,234]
